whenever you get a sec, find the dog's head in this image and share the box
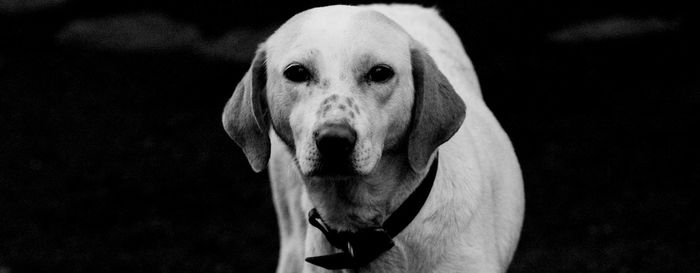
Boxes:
[224,5,464,174]
[223,5,465,226]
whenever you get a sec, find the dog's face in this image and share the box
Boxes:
[223,5,465,228]
[264,7,413,177]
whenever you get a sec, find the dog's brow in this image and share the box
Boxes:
[296,49,317,63]
[303,48,319,59]
[281,48,318,67]
[352,54,380,75]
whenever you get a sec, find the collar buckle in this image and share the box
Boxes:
[346,241,355,258]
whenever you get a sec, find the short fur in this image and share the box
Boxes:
[223,4,524,273]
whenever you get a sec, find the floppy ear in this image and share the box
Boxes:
[408,45,466,172]
[222,48,270,173]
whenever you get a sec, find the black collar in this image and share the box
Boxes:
[305,157,439,270]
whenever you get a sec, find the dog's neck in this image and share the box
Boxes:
[303,152,429,232]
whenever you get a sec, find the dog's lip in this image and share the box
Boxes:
[307,165,358,178]
[293,155,358,178]
[301,152,358,176]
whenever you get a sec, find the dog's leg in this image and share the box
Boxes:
[269,134,309,273]
[270,170,307,273]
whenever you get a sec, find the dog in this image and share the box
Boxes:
[223,4,524,273]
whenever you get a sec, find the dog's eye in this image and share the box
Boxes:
[283,64,311,83]
[367,65,394,83]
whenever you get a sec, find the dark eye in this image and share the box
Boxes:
[283,63,311,83]
[367,65,394,83]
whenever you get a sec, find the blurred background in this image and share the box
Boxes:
[1,0,698,272]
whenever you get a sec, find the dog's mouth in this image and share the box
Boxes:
[292,150,360,178]
[307,149,358,178]
[306,153,359,177]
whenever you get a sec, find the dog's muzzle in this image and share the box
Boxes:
[313,123,357,174]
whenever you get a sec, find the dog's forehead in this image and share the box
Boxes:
[265,6,411,68]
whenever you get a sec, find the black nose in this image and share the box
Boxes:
[314,124,357,157]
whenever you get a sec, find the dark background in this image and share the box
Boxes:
[1,0,698,272]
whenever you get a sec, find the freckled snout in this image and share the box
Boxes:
[314,123,357,158]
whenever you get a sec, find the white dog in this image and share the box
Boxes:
[223,4,524,273]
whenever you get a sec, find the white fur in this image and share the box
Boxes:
[259,4,524,273]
